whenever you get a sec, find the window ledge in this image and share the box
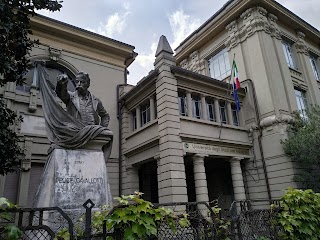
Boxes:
[180,116,248,132]
[126,119,158,139]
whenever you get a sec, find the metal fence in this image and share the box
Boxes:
[0,199,283,240]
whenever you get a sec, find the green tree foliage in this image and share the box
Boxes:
[272,188,320,240]
[282,106,320,191]
[0,99,24,175]
[0,0,62,174]
[0,0,62,86]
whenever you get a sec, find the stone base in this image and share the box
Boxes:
[33,148,112,209]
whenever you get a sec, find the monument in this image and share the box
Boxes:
[33,62,113,210]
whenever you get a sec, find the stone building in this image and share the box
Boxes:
[1,0,320,209]
[0,14,136,207]
[119,0,320,210]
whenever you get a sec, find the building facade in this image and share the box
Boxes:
[120,0,320,210]
[1,0,320,209]
[0,15,136,207]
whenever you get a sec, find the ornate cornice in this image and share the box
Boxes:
[225,6,282,50]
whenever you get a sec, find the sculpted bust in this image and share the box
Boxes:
[56,72,110,128]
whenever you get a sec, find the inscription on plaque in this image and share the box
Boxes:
[52,149,109,209]
[183,142,250,157]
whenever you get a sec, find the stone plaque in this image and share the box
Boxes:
[20,114,46,136]
[182,142,250,158]
[34,148,112,209]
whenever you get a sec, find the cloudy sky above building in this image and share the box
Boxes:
[37,0,320,85]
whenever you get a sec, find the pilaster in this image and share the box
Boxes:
[17,137,32,207]
[150,96,155,121]
[201,95,207,120]
[155,35,188,203]
[214,99,221,123]
[294,31,320,105]
[226,102,233,125]
[125,165,139,194]
[186,91,192,117]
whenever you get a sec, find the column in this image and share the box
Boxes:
[186,91,192,117]
[201,95,207,120]
[193,154,209,203]
[193,154,209,217]
[229,157,246,211]
[126,165,139,194]
[214,99,221,123]
[150,97,155,121]
[17,137,32,207]
[226,102,234,125]
[136,106,141,129]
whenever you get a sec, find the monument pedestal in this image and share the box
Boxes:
[34,145,112,209]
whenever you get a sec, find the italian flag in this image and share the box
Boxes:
[233,61,241,90]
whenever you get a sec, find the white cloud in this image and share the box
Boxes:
[127,41,157,85]
[96,2,131,38]
[168,9,201,50]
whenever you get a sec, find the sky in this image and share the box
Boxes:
[37,0,320,85]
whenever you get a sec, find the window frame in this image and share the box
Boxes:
[207,48,231,80]
[178,91,187,116]
[192,94,202,119]
[282,40,298,70]
[206,98,215,122]
[231,104,240,126]
[294,88,308,119]
[219,100,228,124]
[309,53,320,81]
[140,102,151,127]
[132,110,137,131]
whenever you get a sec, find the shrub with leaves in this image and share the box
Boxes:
[272,188,320,240]
[210,205,231,240]
[282,106,320,191]
[0,198,22,240]
[105,192,190,239]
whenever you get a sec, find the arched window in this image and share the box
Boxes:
[16,61,76,92]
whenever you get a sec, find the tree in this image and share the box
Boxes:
[0,0,62,174]
[282,106,320,192]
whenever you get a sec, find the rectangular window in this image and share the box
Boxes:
[282,40,297,69]
[140,102,151,126]
[219,101,227,124]
[178,91,187,116]
[192,94,202,119]
[208,49,231,80]
[310,54,320,81]
[132,111,137,131]
[295,89,307,119]
[206,98,215,121]
[232,104,240,126]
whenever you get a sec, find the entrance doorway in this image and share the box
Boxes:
[138,161,159,203]
[205,158,234,212]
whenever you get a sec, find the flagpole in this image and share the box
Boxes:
[218,53,236,139]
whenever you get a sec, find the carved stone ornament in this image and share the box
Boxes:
[21,159,31,171]
[180,58,189,69]
[260,114,293,128]
[295,31,309,55]
[49,47,62,61]
[180,51,202,73]
[226,7,281,50]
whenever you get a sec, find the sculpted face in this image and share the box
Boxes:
[75,75,90,96]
